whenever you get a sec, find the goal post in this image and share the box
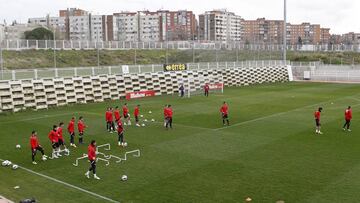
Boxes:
[178,74,224,98]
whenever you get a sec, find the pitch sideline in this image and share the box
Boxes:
[0,158,120,203]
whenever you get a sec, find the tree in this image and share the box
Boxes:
[24,27,54,40]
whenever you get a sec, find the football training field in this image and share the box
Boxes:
[1,82,360,203]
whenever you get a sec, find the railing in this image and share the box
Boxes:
[1,40,359,52]
[0,60,289,81]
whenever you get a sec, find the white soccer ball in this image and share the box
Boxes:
[141,123,145,127]
[6,161,12,166]
[140,115,144,118]
[151,119,155,122]
[148,111,152,114]
[16,144,21,149]
[121,175,128,181]
[123,142,128,147]
[42,156,47,161]
[12,165,18,170]
[144,119,148,122]
[2,161,7,166]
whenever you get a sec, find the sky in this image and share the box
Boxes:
[0,0,359,34]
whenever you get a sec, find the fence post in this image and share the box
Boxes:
[26,40,29,49]
[152,64,155,72]
[74,68,78,77]
[197,63,200,70]
[262,61,264,67]
[36,40,38,50]
[55,68,58,78]
[91,67,95,76]
[34,69,38,79]
[138,65,141,73]
[12,70,15,80]
[207,63,210,69]
[108,66,112,75]
[217,62,219,69]
[225,62,228,69]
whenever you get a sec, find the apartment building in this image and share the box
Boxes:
[158,10,197,41]
[28,15,67,39]
[286,23,321,45]
[112,11,160,42]
[4,23,41,40]
[243,18,284,44]
[341,32,360,45]
[320,28,331,44]
[198,9,243,42]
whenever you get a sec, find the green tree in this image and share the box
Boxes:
[24,27,54,40]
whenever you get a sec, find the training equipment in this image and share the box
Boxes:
[140,115,144,118]
[73,154,88,167]
[141,123,145,127]
[179,74,224,98]
[123,142,128,147]
[144,119,148,122]
[151,119,155,122]
[12,164,18,170]
[148,111,152,114]
[16,144,21,149]
[246,197,252,202]
[121,175,128,181]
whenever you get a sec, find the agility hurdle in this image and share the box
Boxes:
[97,143,111,152]
[73,154,88,166]
[121,150,141,161]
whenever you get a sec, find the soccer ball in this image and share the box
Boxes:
[140,115,144,118]
[16,144,21,149]
[121,175,128,181]
[1,161,8,166]
[151,119,155,122]
[12,165,18,170]
[123,142,128,147]
[141,123,145,127]
[42,156,47,161]
[245,197,252,202]
[148,111,152,114]
[144,119,148,122]
[7,161,12,166]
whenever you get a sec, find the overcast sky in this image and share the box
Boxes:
[0,0,359,34]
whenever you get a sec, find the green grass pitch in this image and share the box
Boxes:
[1,82,360,203]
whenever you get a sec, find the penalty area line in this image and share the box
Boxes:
[0,158,120,203]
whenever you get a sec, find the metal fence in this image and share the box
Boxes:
[0,60,289,81]
[291,63,360,82]
[1,40,359,52]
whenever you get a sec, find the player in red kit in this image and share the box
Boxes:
[204,83,210,97]
[114,106,121,122]
[220,102,230,126]
[78,116,86,144]
[48,125,60,158]
[343,106,352,132]
[57,122,68,154]
[163,105,168,127]
[67,117,76,148]
[30,131,47,164]
[85,140,100,180]
[134,105,140,127]
[314,107,323,134]
[165,105,173,129]
[123,103,131,126]
[117,119,125,146]
[105,107,114,133]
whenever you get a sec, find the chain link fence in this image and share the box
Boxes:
[1,40,360,52]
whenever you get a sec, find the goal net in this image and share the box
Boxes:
[178,73,224,98]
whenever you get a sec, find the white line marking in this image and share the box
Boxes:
[0,112,76,124]
[0,158,120,203]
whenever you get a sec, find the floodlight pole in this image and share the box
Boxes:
[53,28,57,69]
[283,0,287,65]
